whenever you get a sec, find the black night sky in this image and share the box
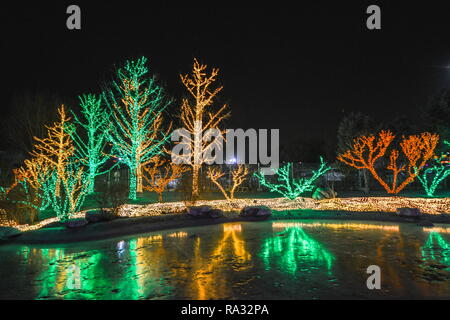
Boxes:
[2,1,449,158]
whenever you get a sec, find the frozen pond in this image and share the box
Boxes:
[0,220,449,299]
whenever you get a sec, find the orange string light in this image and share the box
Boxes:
[142,156,188,202]
[171,58,230,198]
[207,165,249,201]
[338,130,439,194]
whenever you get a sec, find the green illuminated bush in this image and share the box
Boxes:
[254,157,331,200]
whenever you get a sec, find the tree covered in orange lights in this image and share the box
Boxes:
[5,105,89,221]
[0,156,53,224]
[142,157,188,202]
[12,156,52,212]
[103,57,172,200]
[171,58,230,199]
[207,165,249,201]
[30,105,74,197]
[337,130,439,194]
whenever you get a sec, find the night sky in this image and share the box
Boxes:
[2,1,449,154]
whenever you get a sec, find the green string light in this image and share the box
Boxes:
[70,94,113,194]
[254,157,331,200]
[103,57,171,200]
[416,142,450,197]
[43,162,89,222]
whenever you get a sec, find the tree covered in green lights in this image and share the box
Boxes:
[44,162,89,221]
[254,157,331,200]
[70,94,111,194]
[416,141,450,197]
[103,57,172,200]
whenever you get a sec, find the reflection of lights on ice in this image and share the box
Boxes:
[272,222,399,232]
[167,232,188,238]
[423,227,450,234]
[147,235,163,241]
[226,157,237,164]
[116,240,127,259]
[68,265,81,290]
[117,240,125,251]
[223,223,242,232]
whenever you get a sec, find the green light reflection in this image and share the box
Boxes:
[260,226,335,275]
[421,232,450,269]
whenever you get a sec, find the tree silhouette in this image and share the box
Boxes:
[336,112,373,193]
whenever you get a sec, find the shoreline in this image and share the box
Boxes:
[5,209,450,246]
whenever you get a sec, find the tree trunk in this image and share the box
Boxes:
[128,168,137,200]
[192,119,202,198]
[362,169,370,194]
[88,167,96,194]
[136,164,143,193]
[192,164,200,198]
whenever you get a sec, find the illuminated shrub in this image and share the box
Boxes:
[142,157,188,202]
[207,164,249,201]
[254,157,330,200]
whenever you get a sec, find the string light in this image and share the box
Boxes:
[416,142,450,196]
[0,209,17,227]
[207,164,249,201]
[31,105,75,197]
[1,105,89,223]
[70,94,112,194]
[338,130,439,194]
[416,162,450,197]
[254,157,330,200]
[103,57,172,200]
[10,156,52,212]
[142,156,188,202]
[45,163,90,221]
[6,212,87,232]
[3,195,448,232]
[117,196,448,217]
[170,58,230,198]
